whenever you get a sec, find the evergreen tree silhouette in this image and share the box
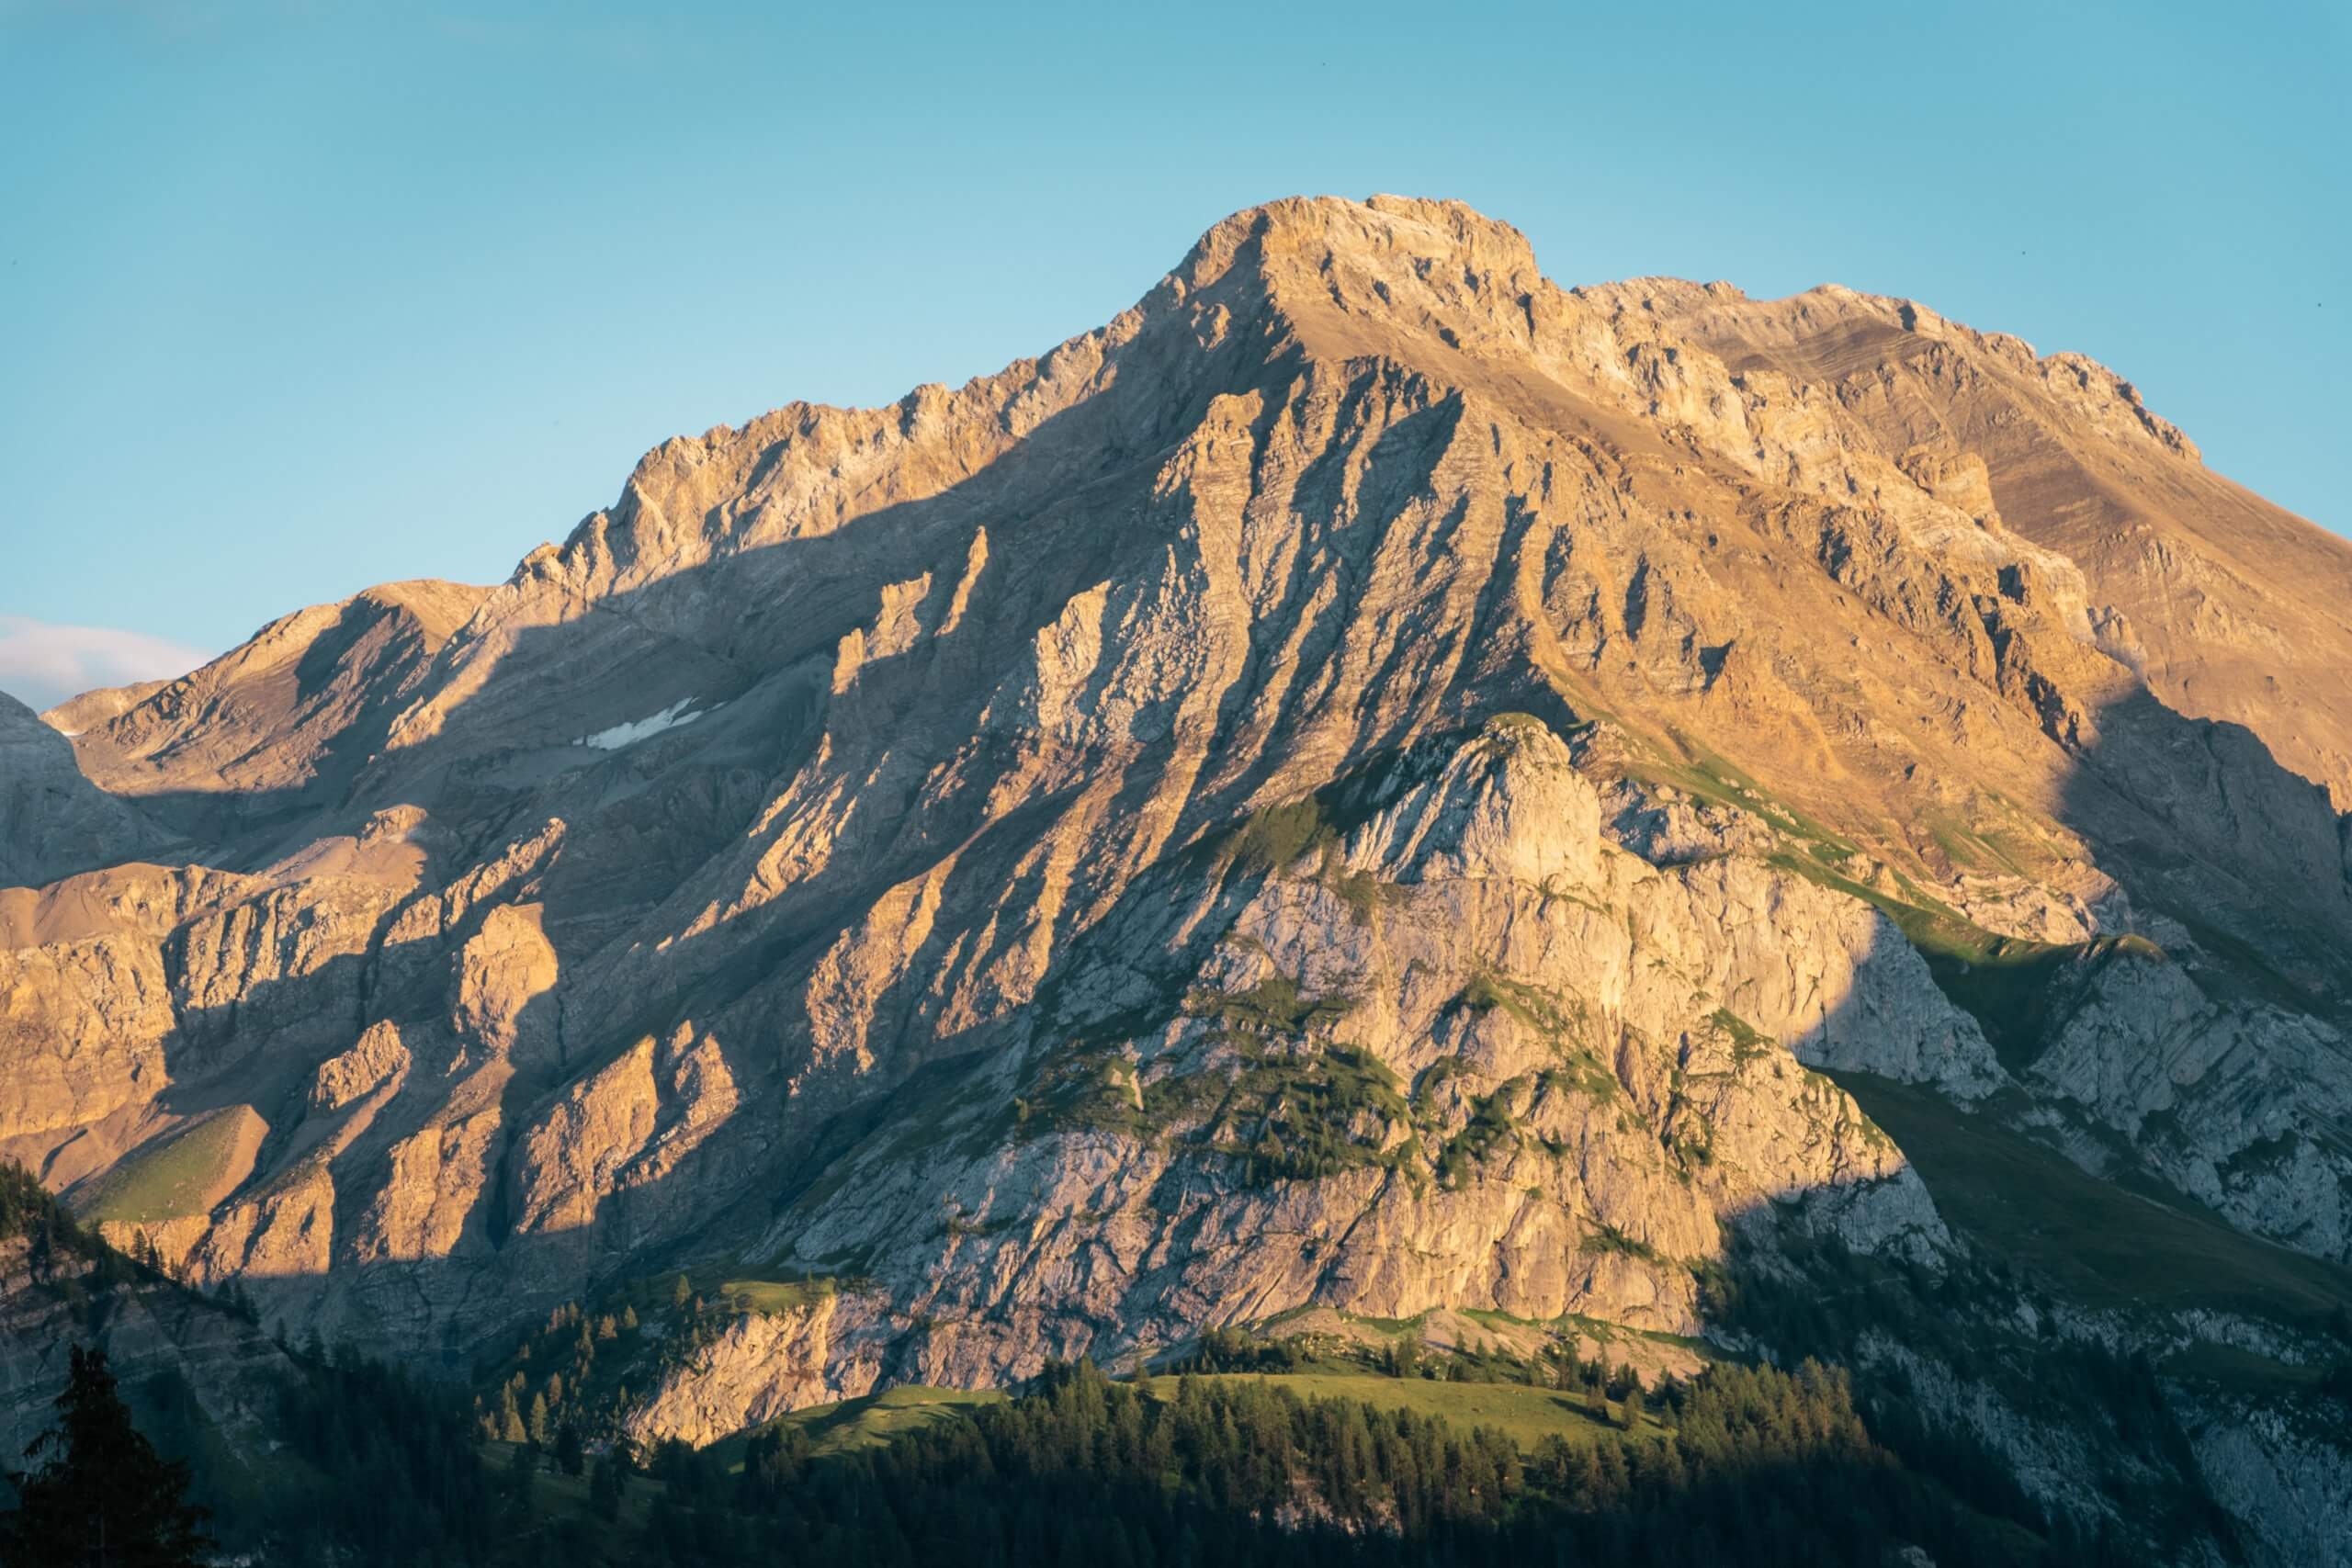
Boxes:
[0,1345,211,1567]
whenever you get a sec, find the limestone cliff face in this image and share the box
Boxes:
[2188,1394,2352,1568]
[2022,953,2352,1260]
[622,1295,856,1449]
[718,717,1961,1413]
[4,195,2349,1561]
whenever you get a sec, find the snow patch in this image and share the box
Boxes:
[582,699,704,750]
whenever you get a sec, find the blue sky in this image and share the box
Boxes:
[2,0,2344,707]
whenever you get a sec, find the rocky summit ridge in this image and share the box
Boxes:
[6,195,2351,1563]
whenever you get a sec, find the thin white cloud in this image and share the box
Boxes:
[0,615,212,714]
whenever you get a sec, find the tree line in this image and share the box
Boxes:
[638,1356,2079,1568]
[7,1334,2090,1568]
[2,1158,2136,1567]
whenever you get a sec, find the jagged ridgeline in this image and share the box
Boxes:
[4,196,2351,1563]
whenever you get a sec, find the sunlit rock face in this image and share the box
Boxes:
[5,195,2352,1559]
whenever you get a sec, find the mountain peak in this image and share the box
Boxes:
[1177,193,1538,277]
[1166,193,1545,329]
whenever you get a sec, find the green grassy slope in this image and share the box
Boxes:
[1155,1371,1660,1448]
[73,1105,266,1224]
[708,1383,1005,1470]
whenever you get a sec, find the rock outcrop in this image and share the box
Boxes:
[727,717,1960,1406]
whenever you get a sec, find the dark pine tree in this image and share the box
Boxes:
[555,1421,586,1478]
[589,1454,625,1522]
[0,1345,212,1568]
